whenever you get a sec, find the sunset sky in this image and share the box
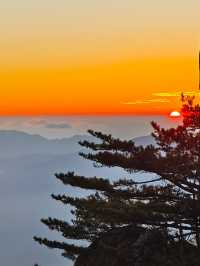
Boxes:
[0,0,200,115]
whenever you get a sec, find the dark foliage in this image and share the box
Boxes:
[34,96,200,265]
[75,226,199,266]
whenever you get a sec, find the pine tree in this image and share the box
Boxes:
[34,96,200,265]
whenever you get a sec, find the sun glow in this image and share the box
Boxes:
[170,111,181,117]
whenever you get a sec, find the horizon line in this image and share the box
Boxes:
[0,112,170,117]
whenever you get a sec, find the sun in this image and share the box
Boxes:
[170,111,181,117]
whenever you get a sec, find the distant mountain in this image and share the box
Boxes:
[0,130,94,158]
[0,130,155,158]
[0,130,155,266]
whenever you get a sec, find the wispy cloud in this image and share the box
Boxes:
[153,91,200,97]
[122,98,170,105]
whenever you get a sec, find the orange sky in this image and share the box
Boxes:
[0,1,200,115]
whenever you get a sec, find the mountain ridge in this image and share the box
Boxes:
[0,130,155,158]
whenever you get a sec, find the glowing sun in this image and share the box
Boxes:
[170,111,181,117]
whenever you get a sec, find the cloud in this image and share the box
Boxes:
[45,123,71,129]
[122,91,200,106]
[122,98,170,105]
[28,119,71,129]
[152,91,200,97]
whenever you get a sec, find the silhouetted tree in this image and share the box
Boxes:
[34,96,200,265]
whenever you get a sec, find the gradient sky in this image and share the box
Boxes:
[0,0,200,115]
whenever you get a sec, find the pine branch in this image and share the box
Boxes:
[55,172,113,192]
[33,237,86,260]
[79,130,137,153]
[41,217,93,240]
